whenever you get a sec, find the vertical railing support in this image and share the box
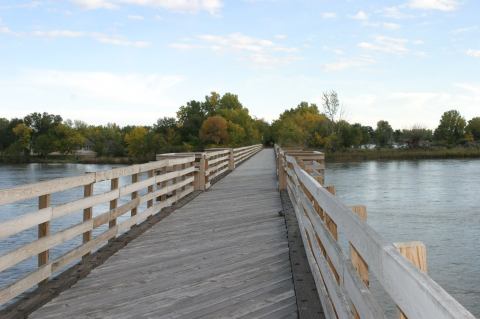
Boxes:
[194,153,207,191]
[278,154,287,191]
[350,205,369,286]
[131,173,139,216]
[350,205,369,319]
[38,193,51,284]
[82,183,94,260]
[395,241,428,319]
[147,169,154,208]
[109,178,119,237]
[228,148,235,170]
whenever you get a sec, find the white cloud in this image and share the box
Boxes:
[380,6,416,19]
[451,26,478,34]
[28,29,151,48]
[1,69,184,124]
[274,34,287,40]
[72,0,117,9]
[72,0,223,14]
[94,34,150,47]
[341,85,480,129]
[25,70,182,104]
[322,56,375,72]
[128,14,144,20]
[407,0,460,11]
[32,30,85,38]
[171,33,299,67]
[352,10,368,21]
[466,49,480,58]
[169,42,199,49]
[0,26,12,34]
[321,12,337,19]
[358,36,409,54]
[383,22,401,30]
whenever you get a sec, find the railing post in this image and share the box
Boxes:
[82,183,94,260]
[325,185,337,241]
[38,193,51,284]
[194,153,207,191]
[109,178,119,238]
[147,169,154,208]
[278,154,287,191]
[395,241,428,319]
[350,205,369,286]
[350,205,369,319]
[131,173,139,217]
[228,148,235,170]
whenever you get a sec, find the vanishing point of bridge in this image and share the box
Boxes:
[0,145,476,318]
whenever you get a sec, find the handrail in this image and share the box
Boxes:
[0,144,263,307]
[275,145,475,319]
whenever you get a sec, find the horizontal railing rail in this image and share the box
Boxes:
[233,144,263,166]
[0,144,263,307]
[275,145,475,319]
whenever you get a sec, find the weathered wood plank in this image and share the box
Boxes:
[30,149,297,319]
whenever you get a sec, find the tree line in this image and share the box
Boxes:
[2,90,480,162]
[272,91,480,151]
[0,92,270,161]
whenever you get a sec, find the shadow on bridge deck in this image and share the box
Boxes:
[31,149,299,319]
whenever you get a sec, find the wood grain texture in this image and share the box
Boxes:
[30,149,298,319]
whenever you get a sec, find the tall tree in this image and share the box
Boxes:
[466,117,480,141]
[199,116,229,145]
[322,90,341,124]
[434,110,466,145]
[375,120,393,147]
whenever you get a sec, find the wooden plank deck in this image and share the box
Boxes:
[30,149,297,319]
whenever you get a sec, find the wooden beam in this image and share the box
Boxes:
[38,194,50,285]
[131,173,139,216]
[82,183,94,260]
[395,241,427,319]
[109,178,119,236]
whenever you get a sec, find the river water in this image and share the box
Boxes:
[326,159,480,317]
[0,160,479,316]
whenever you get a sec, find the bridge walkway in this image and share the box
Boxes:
[31,149,298,319]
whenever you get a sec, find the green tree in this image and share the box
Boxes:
[375,120,393,147]
[10,123,32,156]
[85,124,125,157]
[199,116,229,145]
[177,100,207,145]
[434,110,466,145]
[54,124,85,154]
[219,93,243,110]
[154,117,180,150]
[402,125,433,148]
[466,117,480,141]
[124,126,149,158]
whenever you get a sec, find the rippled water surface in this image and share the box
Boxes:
[0,161,479,316]
[326,159,480,317]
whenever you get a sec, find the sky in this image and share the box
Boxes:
[0,0,479,129]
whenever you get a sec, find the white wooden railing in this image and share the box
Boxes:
[275,145,475,319]
[0,144,263,307]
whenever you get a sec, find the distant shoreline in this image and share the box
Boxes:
[325,147,480,162]
[0,156,138,165]
[2,147,480,165]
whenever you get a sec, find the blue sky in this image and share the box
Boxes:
[0,0,479,129]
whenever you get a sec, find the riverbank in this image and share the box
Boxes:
[326,147,480,162]
[0,156,142,165]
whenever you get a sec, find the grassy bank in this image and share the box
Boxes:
[325,147,480,162]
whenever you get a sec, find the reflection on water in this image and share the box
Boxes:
[0,161,479,315]
[0,163,126,301]
[326,159,480,317]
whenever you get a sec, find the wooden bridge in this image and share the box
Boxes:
[0,145,476,318]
